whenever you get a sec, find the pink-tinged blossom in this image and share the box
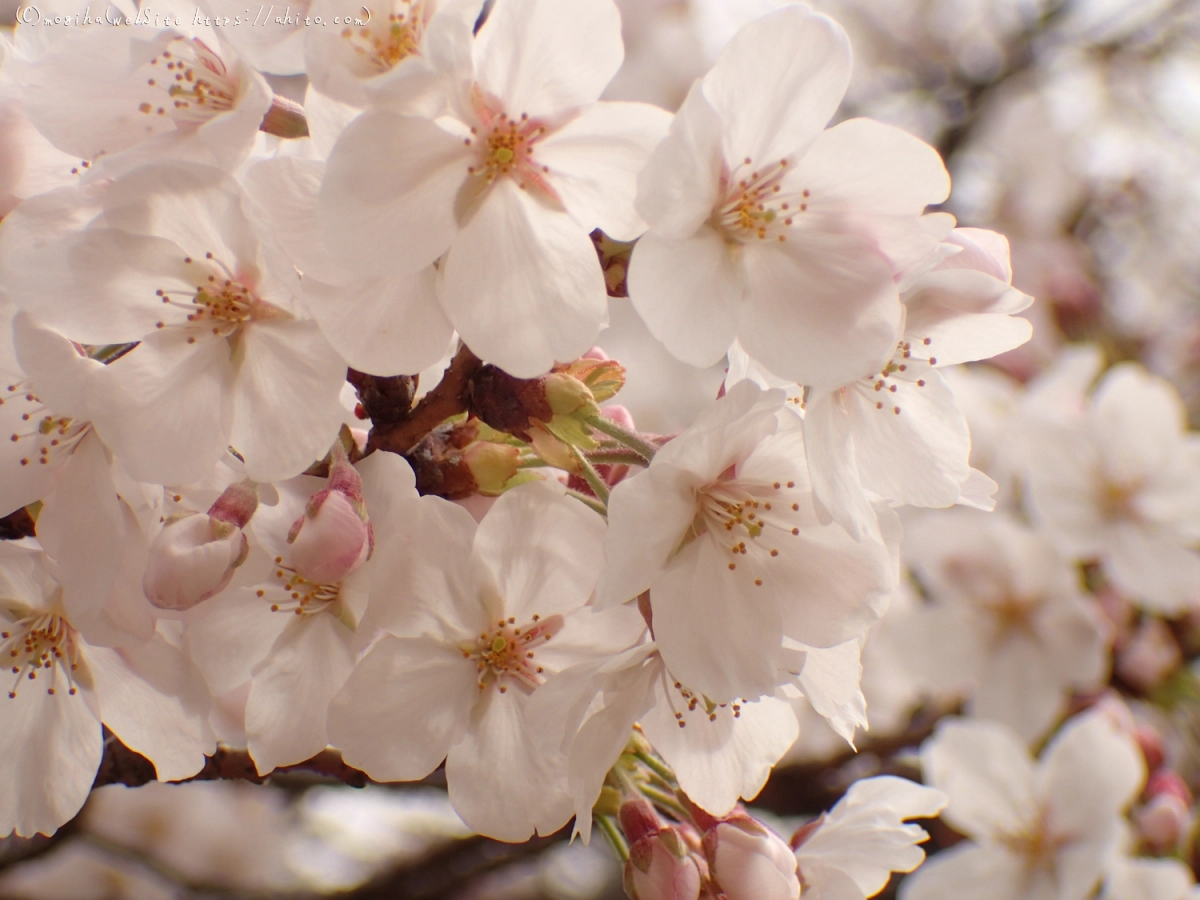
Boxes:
[305,0,484,109]
[2,162,349,485]
[10,22,272,176]
[597,381,898,703]
[0,541,214,838]
[183,452,418,775]
[627,4,949,389]
[317,0,672,377]
[1022,363,1200,615]
[892,509,1109,744]
[327,480,644,841]
[902,709,1146,900]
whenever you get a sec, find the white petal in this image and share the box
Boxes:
[634,81,724,239]
[472,0,621,119]
[798,775,947,897]
[34,432,124,620]
[0,661,101,838]
[802,389,884,541]
[536,101,672,241]
[231,318,347,482]
[597,463,698,608]
[319,110,468,276]
[474,480,605,622]
[642,685,798,816]
[651,533,784,703]
[627,226,743,369]
[440,177,607,378]
[246,613,356,774]
[797,641,867,745]
[301,270,454,377]
[1106,523,1200,615]
[445,687,573,841]
[327,635,477,781]
[89,331,235,486]
[183,588,291,696]
[899,843,1041,900]
[1039,710,1145,840]
[739,235,901,390]
[921,718,1038,841]
[903,270,1033,366]
[85,637,214,782]
[702,5,850,166]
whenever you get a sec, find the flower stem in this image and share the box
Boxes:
[634,750,677,785]
[571,446,610,506]
[640,784,688,820]
[565,488,607,517]
[595,814,630,862]
[585,415,657,464]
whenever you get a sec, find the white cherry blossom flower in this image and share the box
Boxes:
[317,0,672,376]
[795,775,948,900]
[327,480,644,841]
[627,4,949,388]
[11,21,272,176]
[305,0,483,109]
[0,540,214,838]
[1022,363,1200,614]
[893,509,1109,743]
[598,380,899,703]
[3,161,349,485]
[901,709,1146,900]
[183,452,417,775]
[1101,856,1197,900]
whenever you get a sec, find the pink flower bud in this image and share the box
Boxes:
[143,512,249,611]
[624,828,703,900]
[287,446,373,584]
[1116,618,1181,691]
[704,817,800,900]
[1135,792,1192,853]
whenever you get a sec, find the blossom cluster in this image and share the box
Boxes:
[2,0,1196,897]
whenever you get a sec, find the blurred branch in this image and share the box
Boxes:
[93,738,370,790]
[330,829,568,900]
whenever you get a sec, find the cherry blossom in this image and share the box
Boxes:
[2,161,349,485]
[327,480,644,840]
[0,540,214,838]
[598,380,899,703]
[893,509,1109,743]
[901,709,1146,900]
[627,4,949,388]
[317,0,672,376]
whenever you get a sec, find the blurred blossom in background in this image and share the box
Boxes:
[3,0,1200,898]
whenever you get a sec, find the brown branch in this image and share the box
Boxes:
[93,738,369,790]
[365,345,483,456]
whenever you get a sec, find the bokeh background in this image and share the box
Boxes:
[2,0,1199,897]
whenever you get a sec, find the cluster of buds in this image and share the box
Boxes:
[405,419,530,500]
[143,480,259,611]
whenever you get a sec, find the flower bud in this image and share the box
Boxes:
[624,827,703,900]
[1135,774,1192,853]
[1117,618,1182,691]
[143,512,249,611]
[287,445,372,584]
[463,441,522,496]
[703,816,800,900]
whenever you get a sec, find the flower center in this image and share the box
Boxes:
[715,157,807,243]
[340,1,425,74]
[2,611,82,699]
[662,672,745,729]
[153,252,269,343]
[685,472,809,589]
[4,381,90,470]
[464,613,564,693]
[260,558,343,617]
[463,86,559,201]
[998,810,1066,873]
[139,39,238,124]
[847,336,937,416]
